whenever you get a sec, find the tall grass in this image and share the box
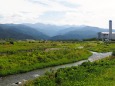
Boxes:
[0,41,92,76]
[83,42,115,52]
[25,56,115,86]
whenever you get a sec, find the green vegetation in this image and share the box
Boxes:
[25,56,115,86]
[83,38,97,41]
[112,50,115,56]
[0,40,115,86]
[0,41,92,76]
[83,41,115,52]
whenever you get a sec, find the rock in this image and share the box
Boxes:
[33,74,40,77]
[22,79,27,82]
[15,81,22,85]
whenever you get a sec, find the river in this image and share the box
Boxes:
[0,52,112,86]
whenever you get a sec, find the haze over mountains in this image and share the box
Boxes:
[0,23,114,40]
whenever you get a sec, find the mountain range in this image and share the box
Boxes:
[0,23,114,40]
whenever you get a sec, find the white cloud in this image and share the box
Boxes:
[0,0,46,23]
[0,0,115,28]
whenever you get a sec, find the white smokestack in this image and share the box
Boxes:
[109,20,112,40]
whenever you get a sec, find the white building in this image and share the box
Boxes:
[98,32,115,40]
[98,20,115,41]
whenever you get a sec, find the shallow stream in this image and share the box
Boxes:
[0,52,112,86]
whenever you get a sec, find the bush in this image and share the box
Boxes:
[112,50,115,56]
[9,41,14,45]
[24,56,115,86]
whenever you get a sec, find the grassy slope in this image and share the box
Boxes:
[0,41,91,76]
[25,56,115,86]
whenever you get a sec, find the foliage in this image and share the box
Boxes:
[83,38,97,41]
[0,41,92,76]
[112,50,115,56]
[25,57,115,86]
[9,41,14,45]
[83,41,115,52]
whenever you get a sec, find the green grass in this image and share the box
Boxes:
[83,41,115,52]
[0,40,115,77]
[25,56,115,86]
[0,41,92,76]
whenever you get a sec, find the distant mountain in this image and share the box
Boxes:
[57,26,86,35]
[0,23,114,40]
[0,26,33,40]
[24,23,70,37]
[57,26,108,35]
[0,24,49,40]
[50,26,111,40]
[24,23,112,40]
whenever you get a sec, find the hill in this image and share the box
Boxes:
[50,26,110,40]
[0,23,115,40]
[24,23,71,37]
[0,24,49,40]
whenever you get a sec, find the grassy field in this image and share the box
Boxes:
[0,41,92,76]
[0,40,115,77]
[24,41,115,86]
[25,54,115,86]
[83,41,115,52]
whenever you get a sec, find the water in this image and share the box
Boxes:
[0,52,112,86]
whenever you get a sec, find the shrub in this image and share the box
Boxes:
[112,50,115,56]
[9,41,14,45]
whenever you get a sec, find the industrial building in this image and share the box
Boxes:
[98,20,115,41]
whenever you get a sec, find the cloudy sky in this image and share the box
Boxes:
[0,0,115,28]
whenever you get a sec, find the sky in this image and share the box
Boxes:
[0,0,115,29]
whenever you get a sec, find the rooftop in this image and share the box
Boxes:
[99,32,115,34]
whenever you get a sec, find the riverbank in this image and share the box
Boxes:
[24,52,113,86]
[0,48,91,77]
[0,51,112,86]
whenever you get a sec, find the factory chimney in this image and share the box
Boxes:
[109,20,112,40]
